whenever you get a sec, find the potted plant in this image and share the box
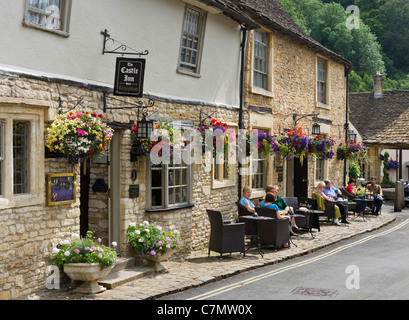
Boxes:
[127,221,181,273]
[52,231,118,294]
[45,110,114,164]
[336,140,368,162]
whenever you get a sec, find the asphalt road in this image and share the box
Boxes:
[160,212,409,300]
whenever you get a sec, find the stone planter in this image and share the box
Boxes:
[63,263,113,294]
[145,250,175,274]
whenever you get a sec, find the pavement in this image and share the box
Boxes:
[25,201,400,300]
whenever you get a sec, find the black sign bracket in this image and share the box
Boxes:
[101,29,149,56]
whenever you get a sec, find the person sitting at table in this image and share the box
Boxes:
[323,179,349,224]
[239,186,256,214]
[261,193,297,233]
[266,185,300,233]
[313,181,342,226]
[345,178,366,213]
[261,193,293,244]
[366,177,383,215]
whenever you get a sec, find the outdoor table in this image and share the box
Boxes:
[296,208,321,236]
[240,215,275,257]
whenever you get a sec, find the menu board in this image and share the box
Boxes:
[46,173,76,206]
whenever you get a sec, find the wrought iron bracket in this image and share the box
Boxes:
[102,91,156,121]
[101,29,149,56]
[293,112,319,127]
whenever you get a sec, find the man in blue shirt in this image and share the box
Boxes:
[322,179,342,199]
[323,179,349,224]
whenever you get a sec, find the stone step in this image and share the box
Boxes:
[98,265,153,290]
[111,257,136,273]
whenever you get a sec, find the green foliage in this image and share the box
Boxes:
[127,221,181,257]
[52,231,117,269]
[278,0,409,92]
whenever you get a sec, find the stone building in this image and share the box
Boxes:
[238,0,353,200]
[0,0,351,299]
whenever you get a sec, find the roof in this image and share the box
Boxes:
[349,90,409,148]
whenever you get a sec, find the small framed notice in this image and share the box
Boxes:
[46,173,77,206]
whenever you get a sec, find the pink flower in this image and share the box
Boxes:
[77,129,86,136]
[74,249,80,253]
[165,237,171,243]
[98,253,102,258]
[150,250,156,256]
[158,241,163,245]
[166,244,170,249]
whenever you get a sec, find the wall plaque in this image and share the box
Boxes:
[46,173,76,206]
[129,184,140,198]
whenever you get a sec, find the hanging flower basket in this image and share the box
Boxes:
[131,120,186,162]
[336,141,368,162]
[197,117,236,160]
[45,110,114,164]
[386,159,399,170]
[244,129,278,165]
[309,135,336,160]
[277,127,310,162]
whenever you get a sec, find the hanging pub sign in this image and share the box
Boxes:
[113,57,145,97]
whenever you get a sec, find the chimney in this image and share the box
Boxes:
[374,71,383,98]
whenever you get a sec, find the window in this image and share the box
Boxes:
[251,150,267,190]
[13,121,29,195]
[147,122,193,210]
[253,31,269,90]
[315,158,325,182]
[317,57,327,104]
[24,0,72,36]
[178,6,206,75]
[0,120,4,196]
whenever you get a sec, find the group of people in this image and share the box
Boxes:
[240,177,384,229]
[239,185,300,237]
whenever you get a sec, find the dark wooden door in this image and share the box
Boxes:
[293,156,308,198]
[80,159,90,237]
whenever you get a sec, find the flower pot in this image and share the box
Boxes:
[63,263,113,294]
[145,250,175,274]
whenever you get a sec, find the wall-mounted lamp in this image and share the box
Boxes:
[312,123,321,135]
[348,130,357,142]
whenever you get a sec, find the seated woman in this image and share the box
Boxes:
[261,193,297,237]
[239,186,256,214]
[345,178,366,213]
[313,181,342,226]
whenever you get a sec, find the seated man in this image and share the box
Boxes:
[239,186,256,214]
[323,179,349,224]
[366,177,383,215]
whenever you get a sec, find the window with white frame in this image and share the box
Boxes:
[317,57,328,104]
[251,129,268,190]
[315,158,325,182]
[178,6,206,75]
[24,0,72,36]
[253,31,269,90]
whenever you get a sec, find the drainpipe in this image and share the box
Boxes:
[238,26,248,201]
[344,66,351,185]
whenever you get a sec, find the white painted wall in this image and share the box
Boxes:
[0,0,242,107]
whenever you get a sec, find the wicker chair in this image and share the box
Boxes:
[311,192,339,222]
[282,197,310,230]
[254,207,290,250]
[207,209,246,259]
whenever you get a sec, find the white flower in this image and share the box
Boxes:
[129,222,136,227]
[111,241,117,247]
[143,220,149,226]
[52,248,60,254]
[64,250,70,256]
[138,238,144,242]
[62,240,70,245]
[157,226,162,231]
[144,229,149,233]
[135,230,140,235]
[71,233,80,239]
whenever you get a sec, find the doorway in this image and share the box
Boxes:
[80,158,90,237]
[286,157,308,198]
[109,131,121,252]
